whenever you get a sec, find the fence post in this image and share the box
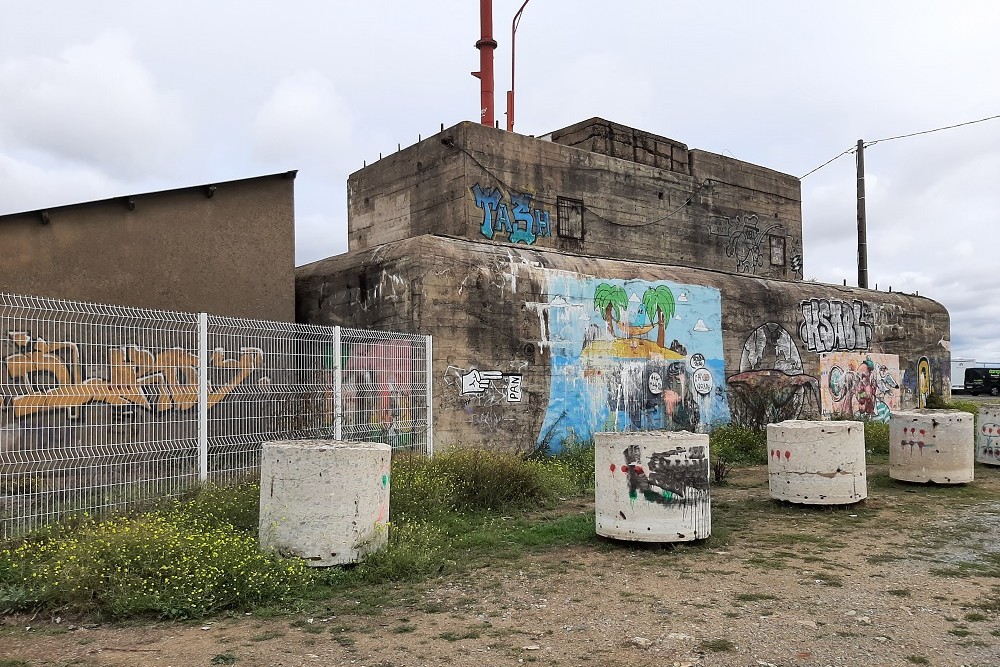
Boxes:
[334,326,343,441]
[198,312,209,482]
[425,334,434,456]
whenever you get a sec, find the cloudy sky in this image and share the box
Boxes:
[2,1,998,361]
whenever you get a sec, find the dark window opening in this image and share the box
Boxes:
[557,197,584,239]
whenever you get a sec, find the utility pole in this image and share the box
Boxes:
[856,139,868,289]
[505,0,531,132]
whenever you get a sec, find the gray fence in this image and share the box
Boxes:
[0,293,432,538]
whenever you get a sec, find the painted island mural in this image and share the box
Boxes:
[538,276,730,447]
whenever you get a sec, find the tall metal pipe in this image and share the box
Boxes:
[472,0,497,126]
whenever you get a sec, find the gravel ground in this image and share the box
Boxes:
[2,464,999,667]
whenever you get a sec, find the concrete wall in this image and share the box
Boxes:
[0,172,297,321]
[347,121,804,280]
[297,234,950,452]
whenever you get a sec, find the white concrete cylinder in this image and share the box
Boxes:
[766,420,867,504]
[889,410,974,484]
[594,431,710,542]
[259,439,391,566]
[976,404,1000,466]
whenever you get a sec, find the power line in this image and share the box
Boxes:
[800,112,1000,179]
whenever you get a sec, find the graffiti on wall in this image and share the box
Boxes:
[820,352,900,422]
[2,331,265,419]
[538,276,730,447]
[798,298,874,353]
[472,184,552,245]
[726,323,820,428]
[710,214,785,273]
[444,362,527,429]
[341,341,414,447]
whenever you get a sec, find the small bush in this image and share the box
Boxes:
[864,420,890,457]
[709,425,767,467]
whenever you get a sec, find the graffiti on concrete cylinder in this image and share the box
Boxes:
[821,352,900,422]
[472,183,552,245]
[538,276,730,448]
[726,323,820,429]
[612,443,710,505]
[798,298,873,352]
[710,214,784,274]
[978,420,1000,464]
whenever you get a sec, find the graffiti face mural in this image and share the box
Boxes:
[341,341,414,447]
[726,323,820,428]
[538,276,729,447]
[472,184,552,245]
[821,352,900,422]
[710,214,785,274]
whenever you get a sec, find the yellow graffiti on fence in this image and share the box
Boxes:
[3,332,264,417]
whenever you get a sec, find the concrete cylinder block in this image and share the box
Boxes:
[259,439,391,566]
[889,410,974,484]
[594,430,710,542]
[766,420,867,505]
[976,404,1000,466]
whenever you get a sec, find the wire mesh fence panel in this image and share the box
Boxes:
[1,293,433,538]
[340,328,431,453]
[0,293,201,538]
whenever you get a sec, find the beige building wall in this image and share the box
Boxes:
[0,172,296,321]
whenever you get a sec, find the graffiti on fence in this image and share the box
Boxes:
[341,341,415,447]
[798,298,874,353]
[1,332,266,418]
[821,352,900,422]
[537,276,730,447]
[726,322,820,428]
[710,214,784,273]
[472,183,552,245]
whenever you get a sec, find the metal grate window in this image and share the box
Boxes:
[557,197,584,239]
[769,234,786,266]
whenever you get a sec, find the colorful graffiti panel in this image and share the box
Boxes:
[820,352,900,422]
[538,276,730,448]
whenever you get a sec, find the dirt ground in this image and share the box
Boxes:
[2,463,1000,667]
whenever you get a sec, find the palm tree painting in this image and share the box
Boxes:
[642,285,676,349]
[593,283,628,336]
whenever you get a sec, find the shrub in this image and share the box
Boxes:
[709,425,768,467]
[863,420,890,457]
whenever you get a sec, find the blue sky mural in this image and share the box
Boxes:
[539,274,730,449]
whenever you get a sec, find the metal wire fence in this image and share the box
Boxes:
[0,293,432,538]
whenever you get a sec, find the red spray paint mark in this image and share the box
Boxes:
[634,465,645,475]
[620,465,629,473]
[610,464,617,473]
[784,451,791,461]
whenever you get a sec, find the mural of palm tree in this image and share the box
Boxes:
[642,285,676,349]
[593,283,628,336]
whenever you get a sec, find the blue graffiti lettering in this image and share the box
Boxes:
[472,184,502,239]
[471,184,552,245]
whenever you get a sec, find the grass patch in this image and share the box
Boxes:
[812,572,843,587]
[904,657,930,666]
[888,588,911,597]
[699,638,735,652]
[210,652,237,665]
[964,612,988,622]
[250,630,284,641]
[0,448,594,621]
[948,627,972,637]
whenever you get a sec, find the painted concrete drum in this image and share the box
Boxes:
[889,410,974,484]
[766,420,867,504]
[594,430,710,542]
[976,404,1000,466]
[259,439,391,566]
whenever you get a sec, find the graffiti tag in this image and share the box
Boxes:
[458,367,523,403]
[2,332,264,418]
[798,299,873,353]
[472,184,552,245]
[710,214,784,274]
